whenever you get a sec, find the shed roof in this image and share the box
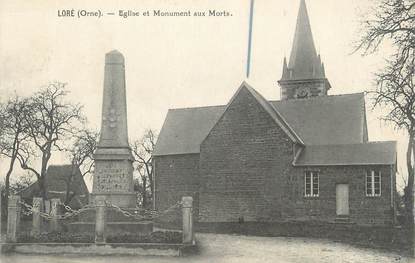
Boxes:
[294,141,397,166]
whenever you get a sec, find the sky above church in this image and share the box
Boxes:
[0,0,405,190]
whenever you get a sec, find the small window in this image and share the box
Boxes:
[366,170,381,197]
[305,171,319,197]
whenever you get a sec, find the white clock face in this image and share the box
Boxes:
[296,87,310,98]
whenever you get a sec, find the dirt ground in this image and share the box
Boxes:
[0,233,412,263]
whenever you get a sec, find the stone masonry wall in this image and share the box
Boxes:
[288,165,395,226]
[198,87,395,225]
[153,154,200,222]
[199,87,295,222]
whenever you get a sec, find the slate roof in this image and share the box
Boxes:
[294,141,397,166]
[271,93,366,145]
[154,91,367,156]
[19,165,89,208]
[153,105,225,156]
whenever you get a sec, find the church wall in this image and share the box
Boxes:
[199,87,295,222]
[153,154,200,222]
[196,88,395,225]
[288,165,395,225]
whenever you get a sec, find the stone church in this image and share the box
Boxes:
[153,0,397,226]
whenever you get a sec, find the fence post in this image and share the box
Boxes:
[413,185,415,258]
[31,197,43,235]
[6,195,21,243]
[182,196,194,244]
[95,196,106,244]
[0,191,2,242]
[50,198,60,232]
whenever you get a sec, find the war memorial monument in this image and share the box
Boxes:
[91,50,136,208]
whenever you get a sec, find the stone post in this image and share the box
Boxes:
[44,200,51,215]
[6,195,21,243]
[0,191,2,242]
[31,197,43,235]
[413,184,415,258]
[95,196,106,244]
[182,196,194,244]
[50,198,61,232]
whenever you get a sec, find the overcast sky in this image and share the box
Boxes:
[0,0,406,190]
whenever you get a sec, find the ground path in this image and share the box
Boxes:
[0,233,412,263]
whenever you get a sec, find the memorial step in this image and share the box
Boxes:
[334,216,351,224]
[67,221,153,235]
[78,207,149,222]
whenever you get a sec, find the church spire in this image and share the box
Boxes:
[278,0,331,100]
[286,0,323,80]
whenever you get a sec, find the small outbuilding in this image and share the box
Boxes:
[19,165,89,209]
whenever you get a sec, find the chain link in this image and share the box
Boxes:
[106,201,182,221]
[17,199,183,222]
[18,200,94,221]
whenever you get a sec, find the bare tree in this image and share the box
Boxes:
[10,171,35,194]
[0,96,31,207]
[65,129,98,205]
[16,82,85,200]
[131,129,157,208]
[356,0,415,223]
[356,0,415,63]
[373,59,415,221]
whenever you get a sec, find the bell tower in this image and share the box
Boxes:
[278,0,331,100]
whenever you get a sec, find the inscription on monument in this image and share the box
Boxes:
[94,161,132,192]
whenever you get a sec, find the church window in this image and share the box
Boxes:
[366,170,381,197]
[305,171,319,197]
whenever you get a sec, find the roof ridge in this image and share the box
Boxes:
[166,93,365,111]
[169,104,226,111]
[307,141,396,147]
[270,92,364,103]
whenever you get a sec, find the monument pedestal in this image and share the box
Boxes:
[92,149,136,208]
[90,193,136,208]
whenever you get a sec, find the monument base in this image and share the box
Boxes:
[67,221,153,235]
[90,193,136,208]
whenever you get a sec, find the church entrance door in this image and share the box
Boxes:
[336,184,349,216]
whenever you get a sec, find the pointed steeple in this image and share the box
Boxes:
[278,0,331,100]
[285,0,323,80]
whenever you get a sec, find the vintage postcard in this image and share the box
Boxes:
[0,0,412,262]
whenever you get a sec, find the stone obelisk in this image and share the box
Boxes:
[92,50,136,208]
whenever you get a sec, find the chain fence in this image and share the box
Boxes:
[18,199,183,222]
[106,201,182,221]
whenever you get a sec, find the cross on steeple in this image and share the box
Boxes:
[278,0,331,100]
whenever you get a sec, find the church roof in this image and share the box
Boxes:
[281,0,325,81]
[294,141,397,166]
[153,105,225,156]
[153,91,367,156]
[271,93,366,145]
